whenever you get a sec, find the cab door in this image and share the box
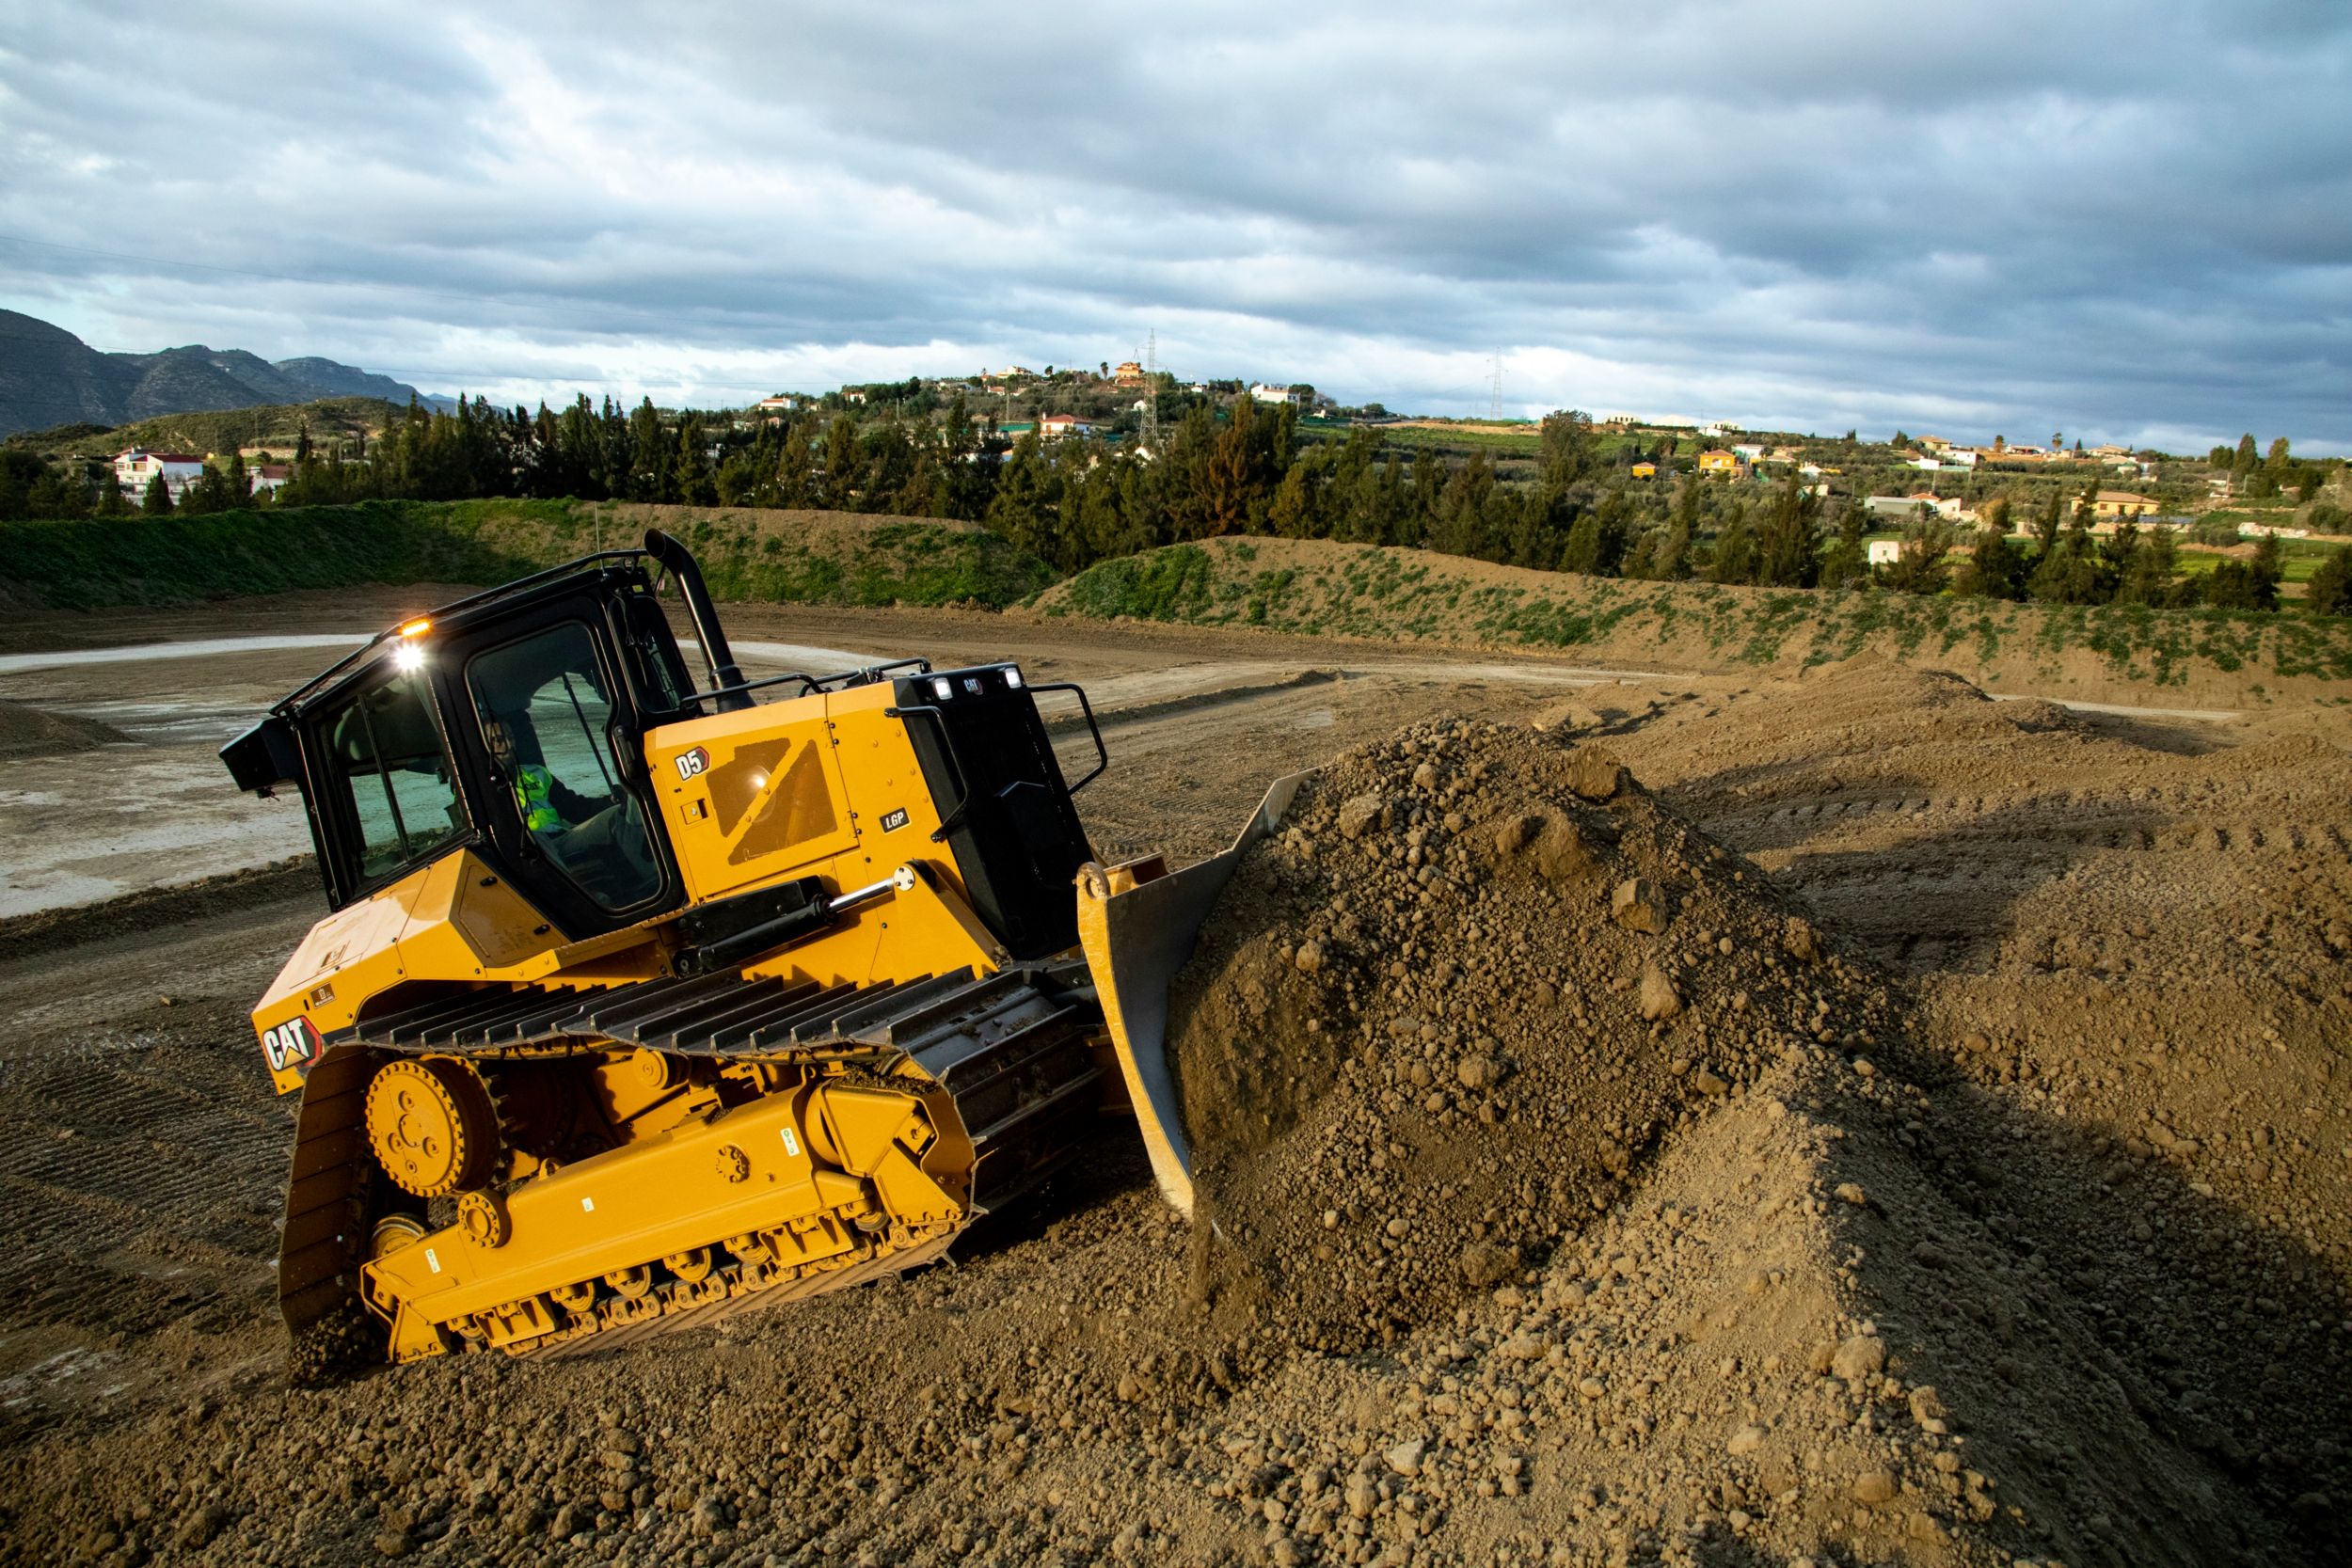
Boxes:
[444,595,686,939]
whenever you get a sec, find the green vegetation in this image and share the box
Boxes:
[0,499,1054,611]
[2,397,406,464]
[1039,538,2352,689]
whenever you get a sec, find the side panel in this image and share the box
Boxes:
[249,850,586,1095]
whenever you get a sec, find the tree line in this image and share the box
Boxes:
[3,392,2345,617]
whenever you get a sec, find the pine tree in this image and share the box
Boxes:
[2306,546,2352,616]
[141,471,173,515]
[1706,502,1756,584]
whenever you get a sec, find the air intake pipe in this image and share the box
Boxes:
[644,529,752,712]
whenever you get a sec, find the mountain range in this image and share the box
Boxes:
[0,309,450,439]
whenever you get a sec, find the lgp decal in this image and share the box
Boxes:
[261,1015,324,1074]
[879,807,911,833]
[675,745,711,782]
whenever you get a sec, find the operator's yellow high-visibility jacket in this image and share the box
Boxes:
[513,764,564,832]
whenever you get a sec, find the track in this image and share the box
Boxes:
[292,965,1104,1361]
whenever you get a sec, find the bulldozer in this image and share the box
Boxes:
[222,531,1300,1363]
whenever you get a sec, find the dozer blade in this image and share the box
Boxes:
[1075,769,1315,1219]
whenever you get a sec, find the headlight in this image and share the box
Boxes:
[930,676,953,701]
[1004,667,1024,689]
[392,641,427,672]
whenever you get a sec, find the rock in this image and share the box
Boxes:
[1832,1335,1887,1383]
[175,1505,233,1551]
[1461,1243,1519,1288]
[1338,795,1386,840]
[1639,962,1682,1021]
[373,1529,415,1559]
[1783,917,1820,962]
[1294,940,1325,974]
[1501,1330,1548,1361]
[1576,1376,1607,1401]
[1834,1182,1867,1206]
[1613,879,1669,933]
[1411,761,1438,789]
[1344,1477,1378,1518]
[1493,814,1543,856]
[1386,1437,1428,1476]
[1456,1055,1502,1091]
[1692,1068,1728,1096]
[1852,1470,1898,1506]
[1565,749,1627,800]
[1908,1386,1948,1426]
[1534,816,1598,884]
[1726,1425,1766,1457]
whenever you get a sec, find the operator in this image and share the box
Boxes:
[482,712,599,838]
[481,709,657,903]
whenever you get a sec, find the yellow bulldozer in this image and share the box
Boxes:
[223,531,1301,1363]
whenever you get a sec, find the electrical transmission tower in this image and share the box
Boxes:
[1488,351,1503,421]
[1141,328,1161,453]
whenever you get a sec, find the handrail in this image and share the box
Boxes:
[1025,681,1109,792]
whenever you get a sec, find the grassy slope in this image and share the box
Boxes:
[0,499,1055,611]
[1034,537,2352,697]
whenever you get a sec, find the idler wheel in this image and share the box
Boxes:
[365,1058,499,1197]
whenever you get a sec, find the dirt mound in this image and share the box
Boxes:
[1191,1037,2343,1567]
[0,701,129,758]
[1166,718,1899,1351]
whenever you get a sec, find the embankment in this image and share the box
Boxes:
[1030,537,2352,705]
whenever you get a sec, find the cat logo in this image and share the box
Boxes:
[260,1015,325,1074]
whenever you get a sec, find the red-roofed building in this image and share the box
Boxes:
[113,448,207,502]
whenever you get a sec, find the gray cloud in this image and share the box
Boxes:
[2,0,2344,449]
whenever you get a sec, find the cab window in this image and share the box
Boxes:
[468,623,663,912]
[323,668,467,885]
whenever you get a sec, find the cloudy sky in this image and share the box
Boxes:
[3,2,2346,451]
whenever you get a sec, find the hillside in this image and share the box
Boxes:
[0,309,444,439]
[0,499,1056,612]
[1031,536,2352,705]
[0,396,409,463]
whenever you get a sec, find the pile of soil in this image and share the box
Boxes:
[1166,718,1901,1352]
[0,700,130,758]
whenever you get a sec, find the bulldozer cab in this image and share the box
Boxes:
[226,554,699,941]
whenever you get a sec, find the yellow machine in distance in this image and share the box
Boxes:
[223,531,1279,1364]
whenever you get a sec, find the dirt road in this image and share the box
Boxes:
[0,599,2344,1567]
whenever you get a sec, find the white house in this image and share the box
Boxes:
[1039,413,1101,440]
[113,448,207,501]
[1867,539,1904,566]
[1864,492,1970,523]
[1248,383,1296,405]
[1907,456,1943,471]
[755,394,801,414]
[249,463,291,497]
[1943,449,1980,468]
[1731,443,1765,463]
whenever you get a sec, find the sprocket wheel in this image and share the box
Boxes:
[364,1057,500,1197]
